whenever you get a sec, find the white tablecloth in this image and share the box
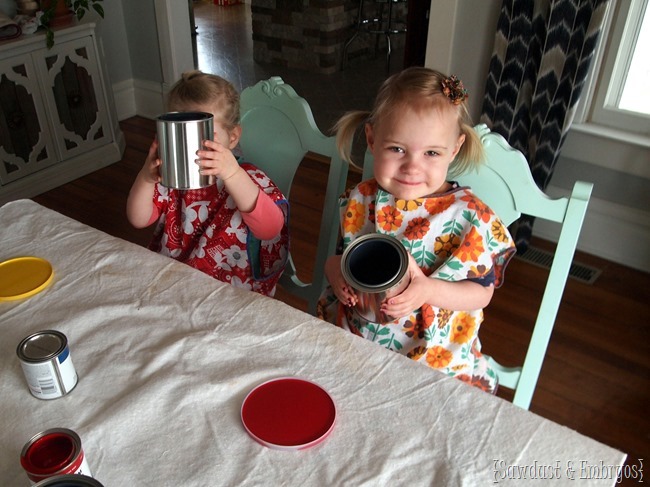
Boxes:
[0,200,626,486]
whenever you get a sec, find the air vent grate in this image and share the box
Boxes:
[515,246,601,285]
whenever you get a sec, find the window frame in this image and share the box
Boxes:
[575,0,650,139]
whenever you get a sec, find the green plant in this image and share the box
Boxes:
[40,0,105,49]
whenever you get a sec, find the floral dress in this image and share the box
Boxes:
[150,162,289,296]
[318,179,516,392]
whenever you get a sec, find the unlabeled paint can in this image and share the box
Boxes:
[17,330,78,399]
[341,233,410,323]
[157,111,215,189]
[21,428,92,485]
[33,474,104,487]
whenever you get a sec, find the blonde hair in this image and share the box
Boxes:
[167,70,240,131]
[335,67,483,178]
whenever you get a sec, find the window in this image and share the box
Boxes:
[580,0,650,138]
[618,1,650,114]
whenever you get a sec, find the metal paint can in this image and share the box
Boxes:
[33,475,104,487]
[17,330,78,399]
[21,428,92,485]
[341,233,410,323]
[157,111,215,189]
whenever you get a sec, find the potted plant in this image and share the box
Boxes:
[38,0,104,48]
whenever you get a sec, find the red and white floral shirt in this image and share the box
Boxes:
[149,162,289,296]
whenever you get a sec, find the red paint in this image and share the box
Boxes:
[20,429,87,482]
[241,378,336,449]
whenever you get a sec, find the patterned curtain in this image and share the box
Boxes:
[480,0,609,250]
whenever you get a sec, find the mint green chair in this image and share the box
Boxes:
[239,77,349,314]
[363,124,592,410]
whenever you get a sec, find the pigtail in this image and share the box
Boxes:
[449,122,485,178]
[334,110,370,168]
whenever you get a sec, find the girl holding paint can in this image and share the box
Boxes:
[127,71,288,297]
[318,67,516,393]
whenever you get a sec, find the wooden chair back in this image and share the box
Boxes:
[240,77,349,314]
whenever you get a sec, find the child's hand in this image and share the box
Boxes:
[381,254,429,318]
[196,138,241,181]
[141,138,162,184]
[325,255,358,307]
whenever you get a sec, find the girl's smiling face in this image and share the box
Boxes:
[366,104,465,201]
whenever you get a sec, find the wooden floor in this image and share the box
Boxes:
[30,117,649,483]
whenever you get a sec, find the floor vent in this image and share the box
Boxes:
[515,246,602,285]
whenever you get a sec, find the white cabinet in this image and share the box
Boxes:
[0,21,124,204]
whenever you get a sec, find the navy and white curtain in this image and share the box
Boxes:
[480,0,609,250]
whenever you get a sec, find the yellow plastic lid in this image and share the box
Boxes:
[0,257,54,301]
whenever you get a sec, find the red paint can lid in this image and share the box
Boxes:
[241,377,336,450]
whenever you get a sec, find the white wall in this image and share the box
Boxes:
[108,0,192,120]
[0,0,16,16]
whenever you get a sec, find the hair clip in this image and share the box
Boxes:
[441,75,468,105]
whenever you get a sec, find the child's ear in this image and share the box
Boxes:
[452,133,466,158]
[365,123,375,151]
[229,124,242,149]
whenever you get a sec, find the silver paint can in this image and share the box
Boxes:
[17,330,78,399]
[157,111,214,189]
[341,233,410,323]
[21,428,92,484]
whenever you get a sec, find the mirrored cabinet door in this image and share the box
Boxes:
[38,35,111,161]
[0,56,58,184]
[0,22,124,203]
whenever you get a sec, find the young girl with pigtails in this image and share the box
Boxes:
[127,71,289,297]
[318,67,516,393]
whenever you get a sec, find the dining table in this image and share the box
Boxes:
[0,199,627,486]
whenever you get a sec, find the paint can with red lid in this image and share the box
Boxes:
[20,428,92,485]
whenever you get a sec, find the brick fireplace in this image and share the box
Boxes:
[251,0,406,74]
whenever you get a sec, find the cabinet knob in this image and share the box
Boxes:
[68,93,82,107]
[8,111,24,130]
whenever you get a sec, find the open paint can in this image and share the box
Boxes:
[21,428,92,484]
[341,233,410,323]
[156,111,214,189]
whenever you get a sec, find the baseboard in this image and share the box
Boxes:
[113,79,136,121]
[535,185,650,272]
[113,78,164,121]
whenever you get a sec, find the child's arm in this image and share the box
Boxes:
[240,190,284,240]
[126,139,161,228]
[197,138,283,239]
[381,254,494,319]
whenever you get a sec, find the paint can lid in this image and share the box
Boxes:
[0,256,53,301]
[241,377,336,450]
